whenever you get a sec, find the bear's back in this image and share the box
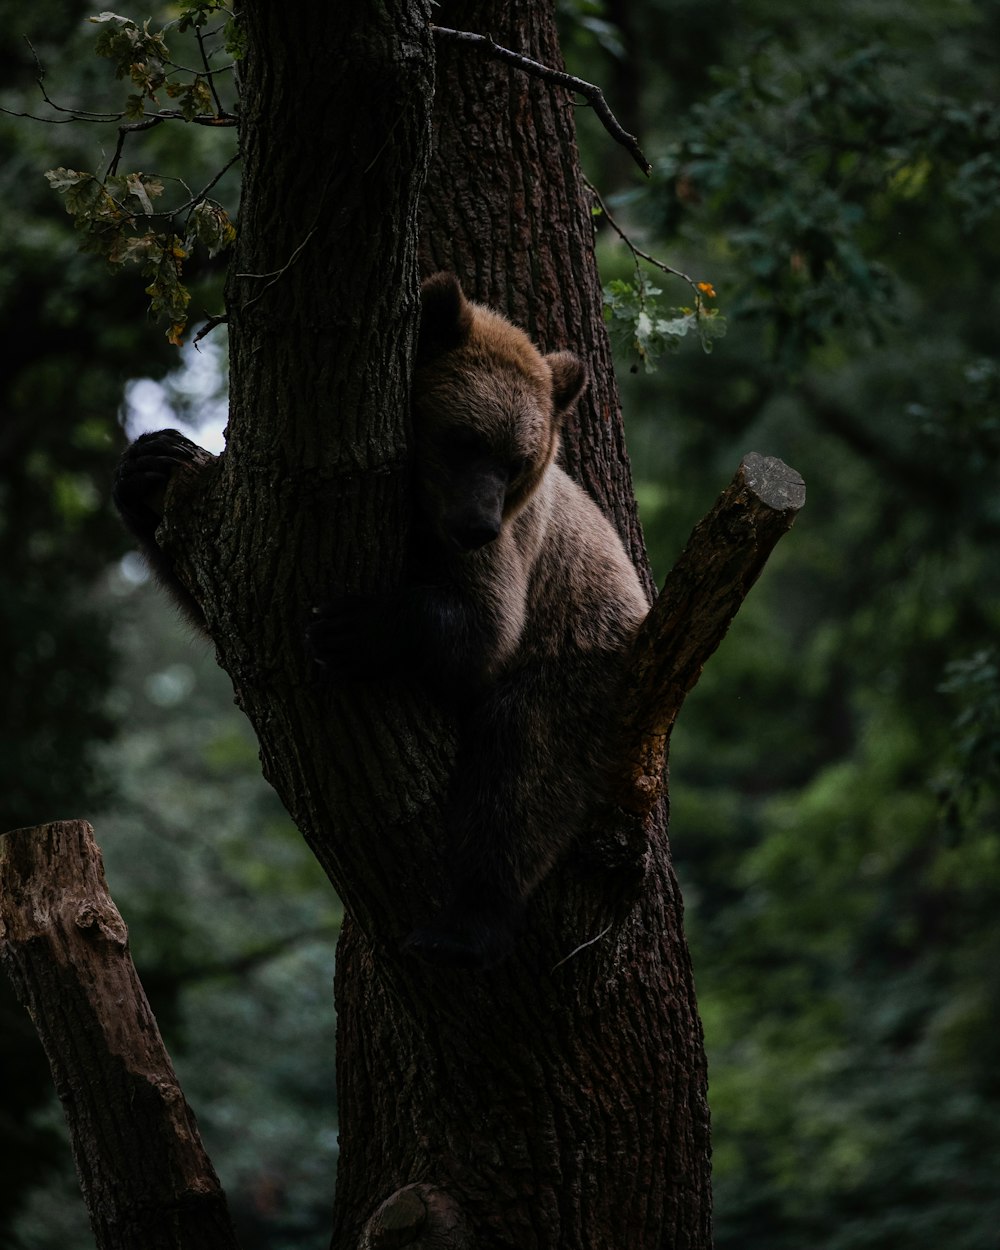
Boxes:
[511,464,649,662]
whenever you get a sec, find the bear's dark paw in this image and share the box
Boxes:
[113,429,208,535]
[403,902,524,971]
[305,597,386,675]
[403,924,513,971]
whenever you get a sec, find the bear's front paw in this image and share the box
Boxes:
[113,429,209,535]
[305,597,387,677]
[403,899,525,971]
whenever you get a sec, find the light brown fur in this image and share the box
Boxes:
[392,274,649,966]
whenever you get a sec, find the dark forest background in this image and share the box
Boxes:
[2,1,998,1246]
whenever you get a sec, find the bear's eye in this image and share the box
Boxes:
[448,428,489,455]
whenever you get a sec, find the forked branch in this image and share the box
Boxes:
[0,820,240,1250]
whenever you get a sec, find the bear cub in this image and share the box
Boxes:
[112,273,649,971]
[308,274,649,968]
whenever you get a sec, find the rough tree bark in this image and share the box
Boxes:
[1,2,806,1248]
[0,821,239,1250]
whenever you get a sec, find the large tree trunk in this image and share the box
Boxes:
[162,2,714,1246]
[332,4,713,1248]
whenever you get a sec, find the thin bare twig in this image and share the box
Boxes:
[96,151,238,235]
[0,104,115,124]
[150,108,238,126]
[196,24,227,114]
[16,37,124,122]
[584,177,698,291]
[550,920,615,972]
[161,58,234,80]
[431,25,651,176]
[107,116,166,176]
[17,35,237,165]
[237,227,318,316]
[173,150,241,217]
[106,109,236,177]
[192,312,229,347]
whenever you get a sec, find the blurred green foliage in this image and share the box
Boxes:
[1,1,175,1233]
[96,579,340,1250]
[565,0,1000,1244]
[3,1,999,1247]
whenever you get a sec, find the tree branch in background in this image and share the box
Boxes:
[618,454,806,819]
[0,820,241,1250]
[1,39,238,133]
[585,176,705,296]
[430,25,652,175]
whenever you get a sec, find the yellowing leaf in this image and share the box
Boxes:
[125,172,155,214]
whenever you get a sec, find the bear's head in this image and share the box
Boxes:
[413,272,587,554]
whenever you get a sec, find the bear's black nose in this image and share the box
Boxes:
[455,520,501,551]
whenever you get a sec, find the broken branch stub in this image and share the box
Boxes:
[619,453,806,816]
[0,819,240,1250]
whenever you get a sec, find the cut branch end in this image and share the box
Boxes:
[618,453,805,817]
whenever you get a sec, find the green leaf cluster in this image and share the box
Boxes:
[90,11,168,100]
[189,197,237,257]
[30,5,241,344]
[90,7,243,104]
[177,1,245,59]
[44,166,234,343]
[649,35,1000,365]
[603,273,726,370]
[164,74,213,121]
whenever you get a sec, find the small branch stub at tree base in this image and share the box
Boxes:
[359,1183,472,1250]
[0,820,240,1250]
[619,453,806,817]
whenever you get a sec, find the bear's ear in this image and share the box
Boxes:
[545,351,589,416]
[418,272,474,362]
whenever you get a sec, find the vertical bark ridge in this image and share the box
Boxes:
[334,874,710,1247]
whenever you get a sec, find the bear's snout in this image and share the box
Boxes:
[441,462,508,553]
[453,515,502,551]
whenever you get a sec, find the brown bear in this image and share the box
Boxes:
[113,273,649,970]
[308,274,650,966]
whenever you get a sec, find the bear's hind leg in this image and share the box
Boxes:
[404,873,527,970]
[404,666,586,970]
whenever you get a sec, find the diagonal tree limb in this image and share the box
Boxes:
[618,453,806,819]
[0,820,240,1250]
[430,25,651,175]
